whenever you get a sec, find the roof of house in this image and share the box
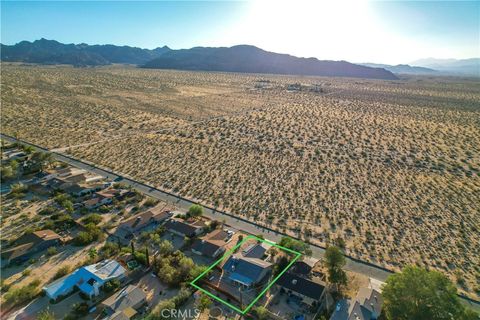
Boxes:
[329,288,383,320]
[242,243,270,259]
[291,257,319,276]
[96,189,120,199]
[101,284,146,312]
[105,308,137,320]
[164,218,204,237]
[1,242,35,261]
[277,273,325,300]
[84,259,126,281]
[205,229,229,242]
[191,229,229,257]
[43,260,126,299]
[46,178,70,189]
[2,229,61,261]
[12,229,61,245]
[119,205,170,231]
[55,167,87,176]
[223,254,272,286]
[32,229,61,242]
[191,239,224,257]
[84,197,102,207]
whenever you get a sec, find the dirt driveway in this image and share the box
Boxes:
[134,273,179,308]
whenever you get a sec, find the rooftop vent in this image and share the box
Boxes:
[292,279,297,285]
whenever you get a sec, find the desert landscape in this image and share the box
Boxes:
[2,64,479,298]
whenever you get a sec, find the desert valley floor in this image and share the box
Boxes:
[2,64,479,297]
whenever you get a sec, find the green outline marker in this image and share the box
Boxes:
[190,235,302,315]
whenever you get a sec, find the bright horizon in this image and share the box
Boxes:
[1,0,479,65]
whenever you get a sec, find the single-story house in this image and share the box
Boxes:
[242,242,271,259]
[223,254,272,288]
[96,189,126,201]
[42,167,102,184]
[1,230,61,267]
[164,218,206,238]
[277,273,326,307]
[290,256,319,278]
[43,259,126,300]
[330,288,383,320]
[101,284,146,318]
[191,229,229,258]
[64,183,105,197]
[83,193,113,210]
[85,189,130,209]
[112,205,172,244]
[55,167,88,178]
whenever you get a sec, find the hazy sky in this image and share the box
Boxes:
[1,0,479,64]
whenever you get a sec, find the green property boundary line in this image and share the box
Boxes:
[189,235,302,315]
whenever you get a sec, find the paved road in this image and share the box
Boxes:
[2,133,479,312]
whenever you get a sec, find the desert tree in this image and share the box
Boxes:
[382,266,477,320]
[324,245,347,292]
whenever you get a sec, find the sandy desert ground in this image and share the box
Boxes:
[1,64,479,297]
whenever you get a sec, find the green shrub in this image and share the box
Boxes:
[47,246,58,256]
[82,213,102,225]
[4,279,41,306]
[187,204,204,217]
[103,279,121,293]
[72,302,89,316]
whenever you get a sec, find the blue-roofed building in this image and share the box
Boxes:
[43,259,127,300]
[222,254,272,288]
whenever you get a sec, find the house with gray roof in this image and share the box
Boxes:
[222,254,272,288]
[242,242,271,259]
[164,218,206,238]
[276,272,325,307]
[191,229,229,258]
[330,288,383,320]
[101,284,146,318]
[1,230,62,267]
[112,205,172,244]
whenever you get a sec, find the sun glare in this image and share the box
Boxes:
[237,0,374,57]
[222,0,437,64]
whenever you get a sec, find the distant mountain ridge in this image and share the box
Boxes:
[0,38,171,66]
[359,63,437,75]
[142,45,398,80]
[1,39,398,80]
[410,58,479,76]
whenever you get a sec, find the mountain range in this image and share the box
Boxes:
[410,58,480,76]
[359,63,437,75]
[142,45,398,80]
[0,38,171,66]
[0,39,397,80]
